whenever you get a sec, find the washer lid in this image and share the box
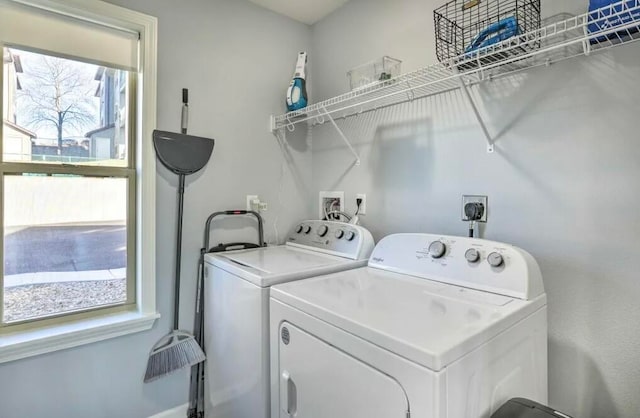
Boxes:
[271,267,546,371]
[205,246,366,287]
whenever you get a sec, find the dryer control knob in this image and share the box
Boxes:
[295,225,304,234]
[487,252,504,267]
[465,248,480,263]
[429,241,446,259]
[345,231,356,241]
[303,225,312,234]
[317,225,329,237]
[335,229,345,239]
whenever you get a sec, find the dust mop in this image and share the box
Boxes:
[144,89,214,383]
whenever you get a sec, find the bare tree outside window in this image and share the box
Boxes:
[17,53,97,154]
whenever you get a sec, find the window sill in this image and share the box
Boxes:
[0,310,160,364]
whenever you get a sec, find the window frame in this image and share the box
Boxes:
[0,0,157,362]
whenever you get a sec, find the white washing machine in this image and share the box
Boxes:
[203,220,375,418]
[270,233,548,418]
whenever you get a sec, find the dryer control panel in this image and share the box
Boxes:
[368,233,544,300]
[286,220,375,260]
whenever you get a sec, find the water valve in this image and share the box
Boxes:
[464,202,485,221]
[462,195,488,238]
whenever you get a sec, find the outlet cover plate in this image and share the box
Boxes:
[356,193,367,215]
[246,195,259,211]
[462,195,488,222]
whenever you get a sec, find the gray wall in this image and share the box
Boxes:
[309,1,640,417]
[3,0,639,417]
[0,1,311,417]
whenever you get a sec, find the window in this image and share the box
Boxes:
[0,0,157,360]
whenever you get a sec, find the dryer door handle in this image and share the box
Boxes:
[282,371,298,416]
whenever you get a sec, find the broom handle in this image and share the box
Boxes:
[175,89,189,331]
[181,88,189,134]
[174,173,186,330]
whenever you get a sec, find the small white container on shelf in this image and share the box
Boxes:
[347,56,402,91]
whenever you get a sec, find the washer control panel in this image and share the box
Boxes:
[369,233,544,300]
[286,220,375,260]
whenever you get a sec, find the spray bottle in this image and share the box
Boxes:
[286,52,308,112]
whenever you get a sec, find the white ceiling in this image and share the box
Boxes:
[248,0,350,25]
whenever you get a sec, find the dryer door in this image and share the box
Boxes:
[277,322,410,418]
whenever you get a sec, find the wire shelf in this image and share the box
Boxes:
[271,0,640,133]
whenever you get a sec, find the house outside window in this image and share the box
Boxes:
[87,66,129,161]
[2,50,34,162]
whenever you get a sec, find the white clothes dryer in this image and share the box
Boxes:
[203,220,374,418]
[270,233,547,418]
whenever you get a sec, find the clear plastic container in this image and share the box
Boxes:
[347,56,402,91]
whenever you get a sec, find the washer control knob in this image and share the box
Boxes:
[335,229,345,239]
[317,225,329,237]
[487,252,504,268]
[295,225,304,234]
[465,248,480,263]
[345,231,356,241]
[303,225,312,234]
[429,241,446,259]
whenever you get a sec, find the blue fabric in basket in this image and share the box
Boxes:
[465,16,520,55]
[588,0,640,43]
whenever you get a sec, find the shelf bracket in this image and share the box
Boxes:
[582,23,592,56]
[456,71,494,153]
[406,80,415,102]
[320,106,361,166]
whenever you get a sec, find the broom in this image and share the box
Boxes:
[143,172,206,382]
[144,89,213,383]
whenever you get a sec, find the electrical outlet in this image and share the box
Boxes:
[246,195,259,211]
[356,193,367,215]
[246,195,268,212]
[462,195,488,222]
[319,191,344,220]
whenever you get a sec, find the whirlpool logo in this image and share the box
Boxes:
[372,257,384,263]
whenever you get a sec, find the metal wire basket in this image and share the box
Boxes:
[434,0,541,67]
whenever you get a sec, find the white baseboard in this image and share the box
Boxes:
[148,403,188,418]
